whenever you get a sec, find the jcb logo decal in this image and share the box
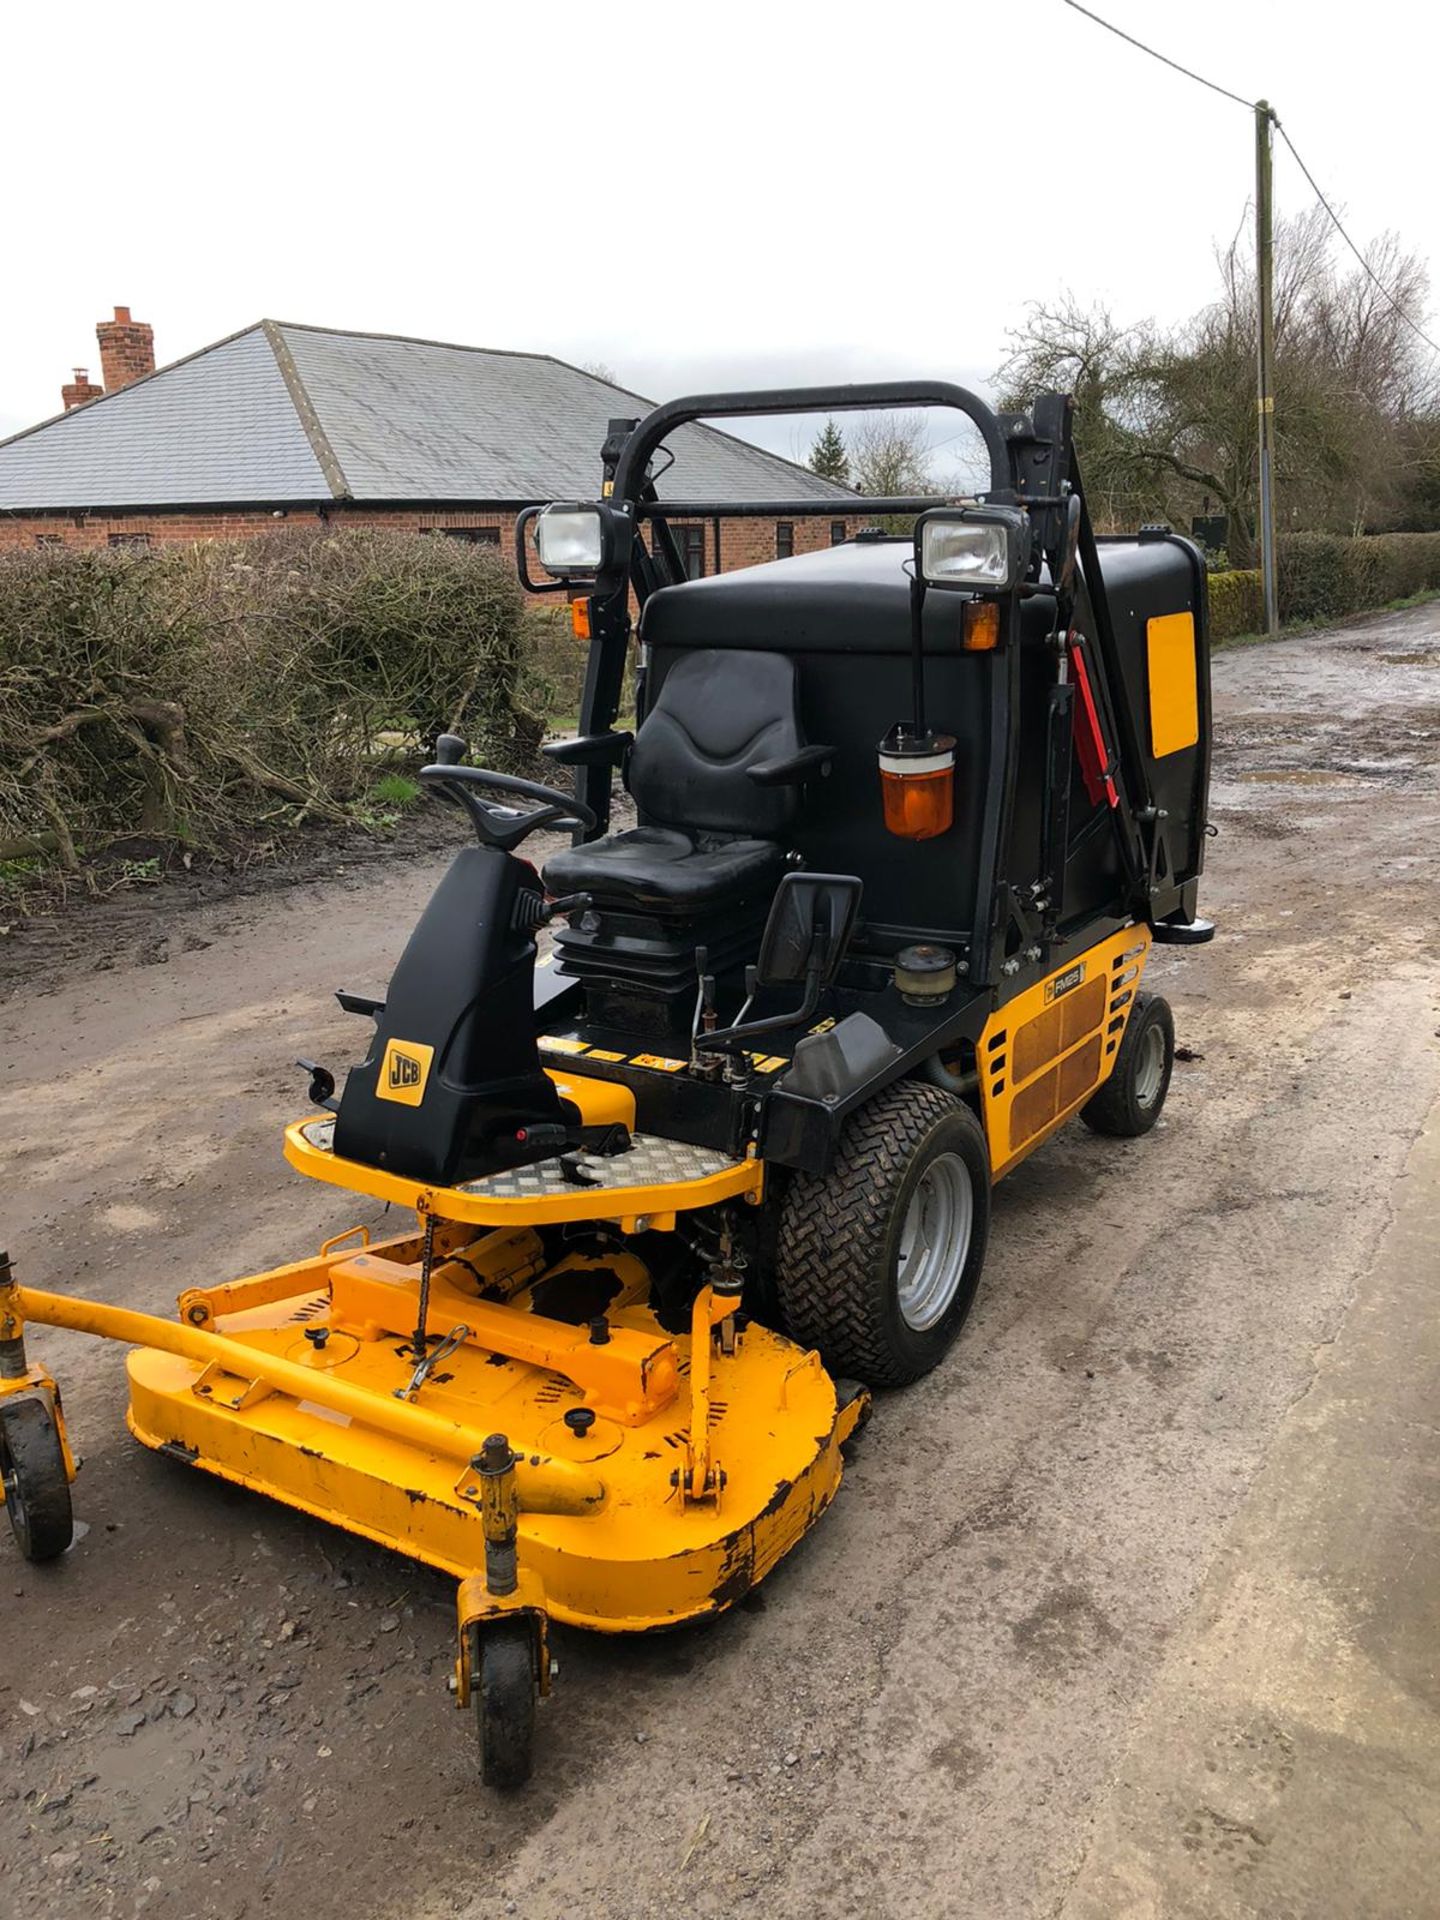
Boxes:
[1045,962,1086,1004]
[377,1039,433,1107]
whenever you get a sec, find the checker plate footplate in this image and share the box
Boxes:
[297,1121,737,1199]
[460,1135,736,1198]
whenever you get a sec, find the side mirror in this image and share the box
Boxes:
[757,872,862,988]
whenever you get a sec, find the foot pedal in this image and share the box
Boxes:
[558,1154,601,1189]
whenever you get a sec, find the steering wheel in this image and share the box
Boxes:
[420,734,597,851]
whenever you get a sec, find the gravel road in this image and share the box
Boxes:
[2,604,1437,1920]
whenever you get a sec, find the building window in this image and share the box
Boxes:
[107,532,150,550]
[775,522,795,560]
[440,527,502,545]
[676,524,706,579]
[830,521,848,547]
[34,534,63,548]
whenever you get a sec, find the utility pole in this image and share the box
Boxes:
[1255,99,1280,637]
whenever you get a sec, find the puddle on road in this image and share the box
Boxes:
[1234,768,1358,785]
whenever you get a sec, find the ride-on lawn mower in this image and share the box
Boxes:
[1,382,1212,1787]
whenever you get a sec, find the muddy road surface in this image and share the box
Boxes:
[2,605,1438,1920]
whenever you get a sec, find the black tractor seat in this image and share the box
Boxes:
[542,648,830,919]
[546,825,784,914]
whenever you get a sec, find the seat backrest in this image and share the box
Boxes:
[628,648,803,838]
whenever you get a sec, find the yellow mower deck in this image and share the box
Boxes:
[125,1252,856,1633]
[13,1125,864,1644]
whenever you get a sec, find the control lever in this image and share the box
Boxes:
[735,965,759,1030]
[690,945,720,1059]
[513,891,593,931]
[722,967,761,1084]
[540,891,592,926]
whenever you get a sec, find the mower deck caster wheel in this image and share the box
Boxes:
[834,1377,872,1438]
[471,1620,538,1790]
[0,1397,73,1563]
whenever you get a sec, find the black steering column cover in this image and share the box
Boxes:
[333,845,572,1185]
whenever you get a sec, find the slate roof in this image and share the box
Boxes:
[0,321,855,513]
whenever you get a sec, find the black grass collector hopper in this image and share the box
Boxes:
[1,381,1212,1787]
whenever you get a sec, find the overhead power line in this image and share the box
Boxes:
[1060,1,1252,111]
[1274,123,1440,359]
[1061,0,1440,363]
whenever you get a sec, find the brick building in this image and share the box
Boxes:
[0,310,857,574]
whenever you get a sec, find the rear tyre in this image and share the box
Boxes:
[1080,991,1174,1138]
[473,1620,537,1791]
[0,1397,73,1563]
[775,1081,990,1388]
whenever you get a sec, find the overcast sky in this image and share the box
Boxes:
[4,0,1436,481]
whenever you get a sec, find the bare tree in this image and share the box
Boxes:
[850,412,934,497]
[998,205,1440,555]
[842,413,939,533]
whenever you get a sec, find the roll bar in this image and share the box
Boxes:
[634,496,953,520]
[608,381,1017,508]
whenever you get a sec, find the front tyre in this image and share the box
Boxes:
[1080,991,1175,1138]
[473,1620,538,1791]
[776,1082,990,1388]
[0,1396,74,1563]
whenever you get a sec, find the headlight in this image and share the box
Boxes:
[916,507,1028,592]
[535,505,607,575]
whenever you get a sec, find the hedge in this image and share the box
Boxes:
[1276,531,1440,623]
[1206,568,1263,643]
[1204,531,1440,642]
[0,530,532,868]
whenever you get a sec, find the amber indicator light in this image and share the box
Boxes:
[962,601,1000,650]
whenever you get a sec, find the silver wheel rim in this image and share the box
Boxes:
[1134,1022,1166,1108]
[0,1436,27,1542]
[896,1152,974,1332]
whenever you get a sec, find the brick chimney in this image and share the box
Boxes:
[62,366,104,411]
[96,305,155,392]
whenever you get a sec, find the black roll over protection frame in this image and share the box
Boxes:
[514,379,1202,964]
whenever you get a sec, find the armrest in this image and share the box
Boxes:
[747,743,836,787]
[541,730,633,768]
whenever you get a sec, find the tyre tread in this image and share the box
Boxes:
[776,1080,987,1388]
[0,1398,73,1564]
[1080,991,1175,1138]
[475,1622,536,1791]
